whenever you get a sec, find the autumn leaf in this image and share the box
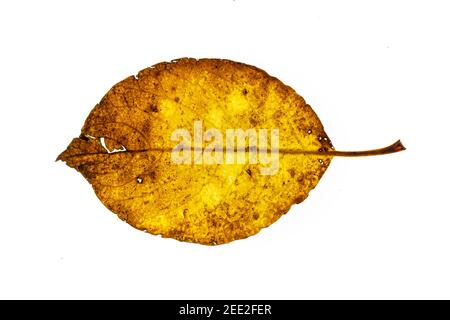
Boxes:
[57,58,405,245]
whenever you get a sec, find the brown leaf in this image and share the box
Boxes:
[58,58,404,245]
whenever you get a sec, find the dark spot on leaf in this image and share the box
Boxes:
[288,168,296,177]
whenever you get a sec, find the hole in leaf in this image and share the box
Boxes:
[99,137,127,154]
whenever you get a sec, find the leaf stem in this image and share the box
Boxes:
[146,140,406,157]
[280,140,406,157]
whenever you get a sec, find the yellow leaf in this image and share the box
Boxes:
[57,58,404,245]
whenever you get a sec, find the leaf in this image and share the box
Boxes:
[57,58,405,245]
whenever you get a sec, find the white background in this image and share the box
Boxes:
[1,0,449,299]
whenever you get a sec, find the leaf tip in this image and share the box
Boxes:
[55,152,64,162]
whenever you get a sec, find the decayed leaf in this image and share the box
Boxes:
[58,58,403,245]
